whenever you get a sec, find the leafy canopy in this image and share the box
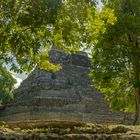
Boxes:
[90,0,140,112]
[0,63,16,105]
[0,0,115,72]
[0,0,62,72]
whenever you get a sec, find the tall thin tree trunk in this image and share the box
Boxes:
[133,88,140,125]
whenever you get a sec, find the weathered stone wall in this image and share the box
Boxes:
[0,48,125,123]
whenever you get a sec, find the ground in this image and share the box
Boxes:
[0,120,140,139]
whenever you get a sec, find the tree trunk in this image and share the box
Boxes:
[133,88,140,125]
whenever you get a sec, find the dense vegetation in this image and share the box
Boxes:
[0,0,140,124]
[0,64,16,105]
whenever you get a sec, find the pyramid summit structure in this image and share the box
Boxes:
[0,48,124,123]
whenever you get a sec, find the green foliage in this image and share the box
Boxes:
[53,0,116,51]
[0,0,62,72]
[0,63,16,105]
[52,0,97,51]
[34,48,61,72]
[0,0,115,71]
[90,0,140,112]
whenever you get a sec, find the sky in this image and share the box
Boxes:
[97,0,103,10]
[11,73,23,88]
[4,64,28,88]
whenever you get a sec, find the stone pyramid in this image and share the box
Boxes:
[0,48,124,123]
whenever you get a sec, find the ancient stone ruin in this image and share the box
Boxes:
[0,48,124,123]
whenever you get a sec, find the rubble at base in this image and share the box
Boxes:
[0,120,140,140]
